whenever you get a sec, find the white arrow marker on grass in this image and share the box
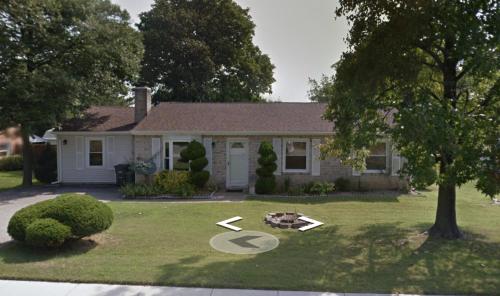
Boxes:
[298,216,324,232]
[216,216,243,232]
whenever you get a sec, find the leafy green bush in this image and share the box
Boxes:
[180,140,210,188]
[120,183,163,197]
[309,182,335,195]
[7,199,54,241]
[25,218,71,248]
[47,194,113,238]
[334,177,351,192]
[7,194,113,247]
[0,155,23,171]
[154,170,191,194]
[255,142,277,194]
[34,145,57,183]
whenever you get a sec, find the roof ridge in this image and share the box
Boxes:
[157,102,326,105]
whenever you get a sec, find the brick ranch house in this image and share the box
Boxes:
[54,87,407,191]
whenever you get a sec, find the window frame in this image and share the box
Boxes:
[163,136,193,171]
[85,137,105,168]
[364,141,388,174]
[282,138,310,173]
[0,142,11,156]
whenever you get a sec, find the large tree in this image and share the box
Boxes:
[310,0,499,238]
[138,0,275,102]
[0,0,143,185]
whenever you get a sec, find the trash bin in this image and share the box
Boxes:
[114,164,131,186]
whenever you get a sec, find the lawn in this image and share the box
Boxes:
[0,183,498,295]
[0,171,25,191]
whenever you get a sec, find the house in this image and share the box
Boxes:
[54,87,406,190]
[0,127,48,158]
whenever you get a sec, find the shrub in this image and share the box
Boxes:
[120,183,163,197]
[7,194,113,247]
[7,199,54,242]
[0,155,23,171]
[180,140,210,189]
[309,182,335,195]
[47,194,113,238]
[25,218,71,248]
[34,145,57,183]
[154,170,191,194]
[255,142,277,194]
[303,181,315,194]
[334,177,351,192]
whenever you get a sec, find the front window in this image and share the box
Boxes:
[365,142,387,172]
[164,141,190,171]
[173,141,189,170]
[0,143,10,157]
[284,139,308,172]
[88,139,104,167]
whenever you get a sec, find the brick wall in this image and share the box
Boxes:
[133,135,152,183]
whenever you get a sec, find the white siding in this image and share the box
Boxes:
[60,135,133,183]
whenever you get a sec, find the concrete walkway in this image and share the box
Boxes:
[0,280,441,296]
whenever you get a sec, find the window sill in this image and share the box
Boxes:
[283,170,309,174]
[363,170,387,174]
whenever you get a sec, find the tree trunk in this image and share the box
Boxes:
[21,130,33,186]
[428,161,462,239]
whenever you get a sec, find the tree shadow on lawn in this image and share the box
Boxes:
[247,191,414,204]
[0,238,97,264]
[155,224,500,295]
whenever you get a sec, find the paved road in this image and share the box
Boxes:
[0,186,121,243]
[0,280,446,296]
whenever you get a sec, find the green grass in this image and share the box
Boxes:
[0,171,24,191]
[0,183,498,294]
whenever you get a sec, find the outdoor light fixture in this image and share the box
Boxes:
[63,139,68,145]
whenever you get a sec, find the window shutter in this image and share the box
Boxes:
[391,148,402,176]
[106,136,115,170]
[75,136,84,170]
[311,138,321,176]
[151,137,162,173]
[272,138,282,175]
[203,137,213,174]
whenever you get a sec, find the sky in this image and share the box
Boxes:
[111,0,349,102]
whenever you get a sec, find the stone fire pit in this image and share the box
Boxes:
[264,212,308,229]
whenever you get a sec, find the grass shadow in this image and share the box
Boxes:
[153,224,500,294]
[0,238,97,264]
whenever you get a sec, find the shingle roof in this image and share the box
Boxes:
[60,106,136,132]
[133,102,333,134]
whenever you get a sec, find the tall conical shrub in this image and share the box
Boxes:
[180,140,210,188]
[255,141,277,194]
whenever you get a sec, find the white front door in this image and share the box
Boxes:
[226,139,249,189]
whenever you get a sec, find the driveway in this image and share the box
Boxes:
[0,185,121,243]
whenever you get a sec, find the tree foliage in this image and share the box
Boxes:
[311,0,499,238]
[0,0,144,185]
[138,0,275,102]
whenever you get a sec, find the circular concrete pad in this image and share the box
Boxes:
[210,230,279,254]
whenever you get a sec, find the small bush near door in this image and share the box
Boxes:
[255,141,277,194]
[180,140,210,188]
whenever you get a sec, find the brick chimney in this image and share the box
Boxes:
[134,87,151,122]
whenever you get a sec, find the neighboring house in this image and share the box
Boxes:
[0,127,48,158]
[54,87,406,190]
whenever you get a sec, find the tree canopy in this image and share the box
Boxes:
[0,0,143,185]
[310,0,499,238]
[138,0,275,102]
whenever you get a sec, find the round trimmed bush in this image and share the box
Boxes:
[47,194,113,238]
[255,142,277,194]
[190,157,208,172]
[25,218,71,248]
[7,199,54,242]
[7,194,113,247]
[191,170,210,188]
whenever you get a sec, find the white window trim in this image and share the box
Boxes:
[282,138,310,173]
[85,137,105,168]
[364,141,388,174]
[0,142,11,156]
[163,136,193,171]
